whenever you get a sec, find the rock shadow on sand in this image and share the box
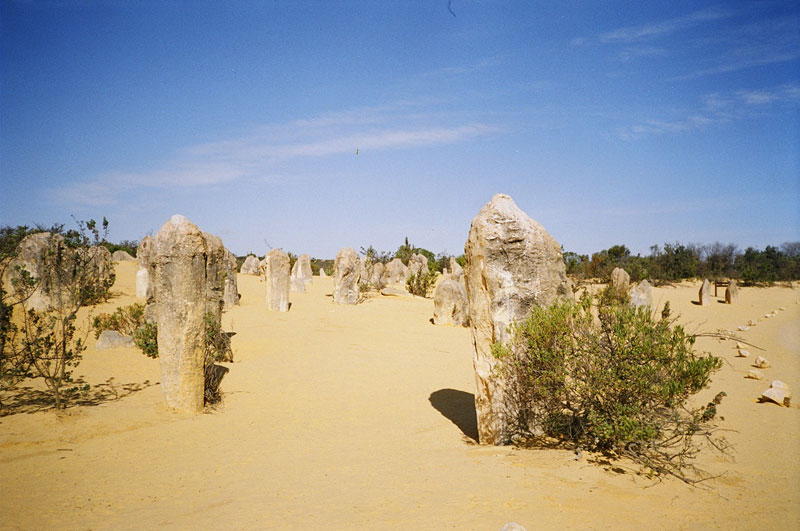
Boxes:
[429,388,479,443]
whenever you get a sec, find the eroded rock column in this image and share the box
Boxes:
[333,247,360,304]
[152,215,224,413]
[464,194,572,445]
[265,249,290,311]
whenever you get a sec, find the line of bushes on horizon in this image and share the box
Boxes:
[564,241,800,285]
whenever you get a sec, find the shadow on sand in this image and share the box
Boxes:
[429,388,479,443]
[0,377,157,416]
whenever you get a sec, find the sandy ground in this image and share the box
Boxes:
[1,260,798,530]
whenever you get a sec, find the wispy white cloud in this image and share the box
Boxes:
[49,102,500,206]
[600,8,732,43]
[619,83,800,140]
[616,46,667,62]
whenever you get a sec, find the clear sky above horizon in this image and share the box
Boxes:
[2,1,798,259]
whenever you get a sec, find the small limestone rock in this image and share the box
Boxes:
[240,255,259,275]
[725,280,738,304]
[628,279,653,308]
[761,383,791,407]
[264,249,291,312]
[432,278,469,327]
[380,286,409,297]
[779,306,786,311]
[95,330,135,350]
[771,380,789,390]
[112,250,135,261]
[698,279,712,306]
[737,349,751,358]
[748,320,757,326]
[610,267,630,297]
[381,258,409,285]
[319,267,328,278]
[738,326,750,331]
[754,356,770,369]
[746,370,764,380]
[500,524,527,531]
[333,247,360,305]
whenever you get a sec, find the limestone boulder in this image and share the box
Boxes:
[408,253,429,277]
[370,262,385,288]
[240,255,260,275]
[319,267,328,278]
[290,259,306,293]
[95,330,135,350]
[136,268,149,299]
[333,247,360,304]
[698,279,712,306]
[151,215,225,413]
[359,260,373,288]
[265,249,290,312]
[628,280,653,309]
[112,250,135,261]
[725,280,738,304]
[610,267,630,297]
[433,278,468,327]
[464,193,572,445]
[297,254,313,285]
[448,257,464,281]
[381,258,408,285]
[137,236,154,268]
[761,381,791,407]
[136,236,155,302]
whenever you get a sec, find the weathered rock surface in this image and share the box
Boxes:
[761,381,791,406]
[746,369,764,380]
[433,278,469,327]
[610,267,630,297]
[95,330,135,350]
[112,250,135,261]
[381,258,408,285]
[737,349,751,358]
[290,259,307,293]
[296,254,312,285]
[380,286,410,297]
[240,255,260,275]
[333,247,360,304]
[464,193,572,445]
[151,215,225,413]
[698,279,712,306]
[3,232,113,312]
[136,236,155,304]
[754,356,770,369]
[628,280,653,308]
[136,268,149,299]
[448,257,464,280]
[370,262,385,288]
[408,253,429,277]
[264,249,290,312]
[725,280,738,304]
[319,267,328,277]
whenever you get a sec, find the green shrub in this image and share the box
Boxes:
[203,312,232,405]
[92,303,146,339]
[132,321,158,359]
[406,271,437,297]
[493,294,725,482]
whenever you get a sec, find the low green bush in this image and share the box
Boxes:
[406,271,437,297]
[493,294,726,482]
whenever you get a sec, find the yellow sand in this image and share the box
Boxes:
[1,261,798,530]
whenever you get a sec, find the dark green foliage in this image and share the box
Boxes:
[406,270,437,297]
[310,258,333,276]
[564,241,800,285]
[494,294,725,482]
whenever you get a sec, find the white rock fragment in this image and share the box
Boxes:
[735,342,745,349]
[748,320,757,326]
[746,370,764,380]
[754,356,770,369]
[761,381,791,407]
[738,326,750,331]
[737,349,751,358]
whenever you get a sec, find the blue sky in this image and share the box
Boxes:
[2,1,798,258]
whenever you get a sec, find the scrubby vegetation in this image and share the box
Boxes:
[103,239,139,257]
[492,294,728,483]
[1,220,115,409]
[406,270,437,297]
[564,241,800,285]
